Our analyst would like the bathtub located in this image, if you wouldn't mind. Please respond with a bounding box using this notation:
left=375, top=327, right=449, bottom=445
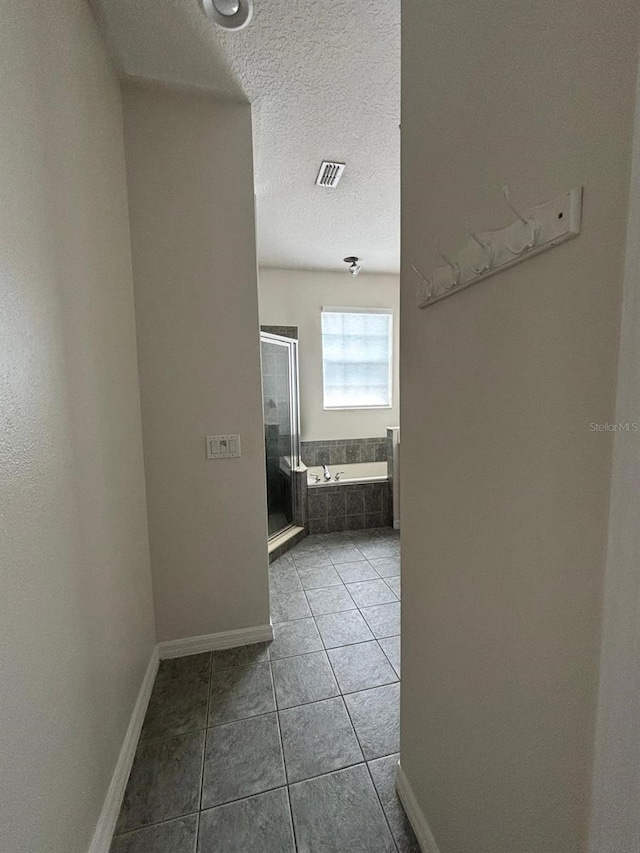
left=307, top=461, right=387, bottom=487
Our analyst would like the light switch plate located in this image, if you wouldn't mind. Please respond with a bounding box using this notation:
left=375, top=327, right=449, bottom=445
left=206, top=434, right=241, bottom=459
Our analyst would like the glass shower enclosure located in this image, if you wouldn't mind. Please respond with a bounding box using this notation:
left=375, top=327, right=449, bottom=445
left=260, top=332, right=300, bottom=539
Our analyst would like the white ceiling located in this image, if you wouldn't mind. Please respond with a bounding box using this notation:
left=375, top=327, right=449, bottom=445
left=93, top=0, right=400, bottom=274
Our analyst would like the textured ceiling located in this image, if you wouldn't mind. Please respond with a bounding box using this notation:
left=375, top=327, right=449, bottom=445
left=93, top=0, right=400, bottom=273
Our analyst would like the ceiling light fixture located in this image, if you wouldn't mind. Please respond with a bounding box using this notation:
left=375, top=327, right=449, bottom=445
left=344, top=256, right=361, bottom=277
left=199, top=0, right=253, bottom=30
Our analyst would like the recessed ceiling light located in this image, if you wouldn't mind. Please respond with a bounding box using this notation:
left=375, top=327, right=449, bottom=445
left=213, top=0, right=240, bottom=14
left=199, top=0, right=253, bottom=30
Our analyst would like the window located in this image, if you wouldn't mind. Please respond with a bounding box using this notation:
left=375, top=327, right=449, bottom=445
left=321, top=308, right=393, bottom=409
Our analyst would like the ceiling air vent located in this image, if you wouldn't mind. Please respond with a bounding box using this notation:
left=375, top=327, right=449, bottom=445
left=316, top=161, right=346, bottom=188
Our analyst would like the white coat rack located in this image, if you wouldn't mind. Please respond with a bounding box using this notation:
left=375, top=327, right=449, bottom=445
left=413, top=186, right=583, bottom=308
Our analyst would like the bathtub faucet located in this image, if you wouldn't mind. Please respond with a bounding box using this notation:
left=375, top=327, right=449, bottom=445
left=334, top=471, right=345, bottom=481
left=322, top=464, right=332, bottom=482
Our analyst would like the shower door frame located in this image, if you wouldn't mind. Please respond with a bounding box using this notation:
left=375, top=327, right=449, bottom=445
left=260, top=331, right=301, bottom=541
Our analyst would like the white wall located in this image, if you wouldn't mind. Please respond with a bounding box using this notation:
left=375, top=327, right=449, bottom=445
left=258, top=268, right=400, bottom=441
left=0, top=3, right=156, bottom=852
left=400, top=2, right=639, bottom=852
left=123, top=83, right=270, bottom=643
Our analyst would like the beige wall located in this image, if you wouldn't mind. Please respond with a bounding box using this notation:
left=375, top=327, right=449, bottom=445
left=589, top=57, right=640, bottom=853
left=0, top=2, right=156, bottom=852
left=258, top=268, right=400, bottom=441
left=123, top=84, right=270, bottom=642
left=400, top=2, right=639, bottom=852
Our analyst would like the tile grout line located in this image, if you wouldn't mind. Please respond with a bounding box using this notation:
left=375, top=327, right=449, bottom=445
left=324, top=587, right=399, bottom=696
left=345, top=565, right=401, bottom=852
left=136, top=725, right=208, bottom=749
left=112, top=810, right=200, bottom=839
left=308, top=561, right=401, bottom=749
left=325, top=640, right=399, bottom=694
left=364, top=756, right=402, bottom=853
left=377, top=637, right=401, bottom=679
left=306, top=607, right=371, bottom=785
left=270, top=602, right=400, bottom=628
left=320, top=625, right=364, bottom=744
left=325, top=623, right=401, bottom=853
left=271, top=661, right=300, bottom=852
left=194, top=782, right=293, bottom=814
left=194, top=652, right=214, bottom=847
left=288, top=755, right=371, bottom=788
left=338, top=591, right=401, bottom=853
left=260, top=678, right=404, bottom=714
left=192, top=812, right=200, bottom=853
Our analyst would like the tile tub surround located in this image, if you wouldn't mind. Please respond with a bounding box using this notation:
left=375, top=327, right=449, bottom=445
left=301, top=437, right=389, bottom=467
left=386, top=426, right=400, bottom=529
left=111, top=529, right=416, bottom=852
left=307, top=481, right=392, bottom=534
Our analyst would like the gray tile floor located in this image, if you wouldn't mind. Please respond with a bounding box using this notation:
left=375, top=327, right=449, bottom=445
left=111, top=528, right=419, bottom=852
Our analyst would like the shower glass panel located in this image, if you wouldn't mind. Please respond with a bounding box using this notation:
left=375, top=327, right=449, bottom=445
left=260, top=332, right=300, bottom=539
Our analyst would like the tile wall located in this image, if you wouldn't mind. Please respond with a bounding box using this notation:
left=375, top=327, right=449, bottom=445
left=301, top=437, right=388, bottom=467
left=261, top=325, right=298, bottom=340
left=307, top=482, right=392, bottom=534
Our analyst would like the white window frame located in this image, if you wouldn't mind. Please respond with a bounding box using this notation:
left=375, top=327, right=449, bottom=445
left=321, top=306, right=393, bottom=411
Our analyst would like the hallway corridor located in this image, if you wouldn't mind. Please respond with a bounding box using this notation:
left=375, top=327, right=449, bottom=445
left=110, top=528, right=417, bottom=852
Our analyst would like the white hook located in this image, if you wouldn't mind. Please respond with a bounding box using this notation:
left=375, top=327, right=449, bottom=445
left=502, top=185, right=540, bottom=252
left=410, top=262, right=427, bottom=281
left=435, top=242, right=460, bottom=274
left=466, top=219, right=494, bottom=272
left=502, top=184, right=528, bottom=225
left=411, top=262, right=435, bottom=304
left=466, top=219, right=491, bottom=251
left=434, top=242, right=460, bottom=289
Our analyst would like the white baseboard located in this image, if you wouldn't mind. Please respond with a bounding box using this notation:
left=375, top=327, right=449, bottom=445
left=393, top=519, right=401, bottom=530
left=157, top=623, right=274, bottom=659
left=88, top=647, right=159, bottom=853
left=396, top=760, right=441, bottom=853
